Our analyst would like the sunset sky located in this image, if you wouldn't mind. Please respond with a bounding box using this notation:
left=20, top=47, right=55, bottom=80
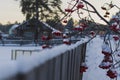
left=0, top=0, right=119, bottom=24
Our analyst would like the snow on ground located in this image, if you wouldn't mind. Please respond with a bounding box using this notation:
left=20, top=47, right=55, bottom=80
left=83, top=35, right=120, bottom=80
left=0, top=46, right=42, bottom=61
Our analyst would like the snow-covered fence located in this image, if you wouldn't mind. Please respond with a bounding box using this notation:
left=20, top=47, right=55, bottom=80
left=2, top=40, right=87, bottom=80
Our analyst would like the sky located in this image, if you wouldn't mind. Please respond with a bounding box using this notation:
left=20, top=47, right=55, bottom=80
left=0, top=0, right=24, bottom=24
left=0, top=0, right=119, bottom=24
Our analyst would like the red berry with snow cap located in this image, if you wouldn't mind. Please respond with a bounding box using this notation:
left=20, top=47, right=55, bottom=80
left=99, top=61, right=112, bottom=69
left=63, top=20, right=67, bottom=23
left=90, top=31, right=95, bottom=36
left=52, top=30, right=62, bottom=36
left=113, top=36, right=119, bottom=41
left=42, top=44, right=49, bottom=49
left=73, top=27, right=83, bottom=31
left=102, top=43, right=112, bottom=56
left=65, top=8, right=74, bottom=13
left=80, top=62, right=88, bottom=73
left=106, top=69, right=117, bottom=79
left=77, top=2, right=84, bottom=9
left=63, top=39, right=71, bottom=45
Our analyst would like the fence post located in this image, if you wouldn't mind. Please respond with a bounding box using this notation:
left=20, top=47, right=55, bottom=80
left=70, top=49, right=74, bottom=80
left=11, top=50, right=13, bottom=60
left=67, top=50, right=72, bottom=80
left=53, top=55, right=62, bottom=80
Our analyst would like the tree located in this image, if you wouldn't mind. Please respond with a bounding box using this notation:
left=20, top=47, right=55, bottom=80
left=0, top=23, right=2, bottom=26
left=17, top=0, right=65, bottom=21
left=61, top=0, right=120, bottom=79
left=65, top=18, right=74, bottom=30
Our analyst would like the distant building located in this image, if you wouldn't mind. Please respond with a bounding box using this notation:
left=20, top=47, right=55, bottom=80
left=10, top=18, right=60, bottom=40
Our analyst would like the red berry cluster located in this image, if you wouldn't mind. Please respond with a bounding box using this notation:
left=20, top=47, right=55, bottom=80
left=99, top=56, right=113, bottom=69
left=41, top=35, right=51, bottom=41
left=63, top=0, right=84, bottom=24
left=106, top=69, right=117, bottom=79
left=41, top=35, right=52, bottom=49
left=80, top=62, right=88, bottom=73
left=52, top=30, right=62, bottom=36
left=63, top=39, right=71, bottom=45
left=99, top=42, right=119, bottom=79
left=113, top=35, right=119, bottom=41
left=42, top=44, right=51, bottom=49
left=73, top=23, right=87, bottom=32
left=77, top=2, right=84, bottom=9
left=110, top=17, right=120, bottom=32
left=90, top=31, right=95, bottom=37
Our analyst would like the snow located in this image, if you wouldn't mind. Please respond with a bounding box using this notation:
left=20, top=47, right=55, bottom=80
left=82, top=36, right=109, bottom=80
left=0, top=35, right=120, bottom=79
left=0, top=37, right=88, bottom=79
left=0, top=46, right=42, bottom=61
left=0, top=61, right=18, bottom=79
left=0, top=46, right=42, bottom=79
left=9, top=24, right=19, bottom=34
left=83, top=36, right=120, bottom=80
left=41, top=21, right=61, bottom=32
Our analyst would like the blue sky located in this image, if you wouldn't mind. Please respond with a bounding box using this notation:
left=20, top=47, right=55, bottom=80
left=0, top=0, right=119, bottom=24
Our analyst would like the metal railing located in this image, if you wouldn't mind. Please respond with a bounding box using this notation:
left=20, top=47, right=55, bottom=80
left=0, top=39, right=80, bottom=46
left=5, top=43, right=87, bottom=80
left=11, top=49, right=41, bottom=60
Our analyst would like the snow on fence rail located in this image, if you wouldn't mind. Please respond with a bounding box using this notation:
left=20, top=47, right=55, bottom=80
left=1, top=39, right=87, bottom=80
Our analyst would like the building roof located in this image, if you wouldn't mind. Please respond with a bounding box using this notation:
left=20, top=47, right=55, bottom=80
left=15, top=18, right=57, bottom=31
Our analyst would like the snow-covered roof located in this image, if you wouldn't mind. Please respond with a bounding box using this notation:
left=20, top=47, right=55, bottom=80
left=41, top=21, right=62, bottom=33
left=9, top=24, right=19, bottom=34
left=10, top=24, right=19, bottom=29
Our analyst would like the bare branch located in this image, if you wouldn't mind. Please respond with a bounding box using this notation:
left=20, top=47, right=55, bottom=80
left=82, top=8, right=95, bottom=13
left=82, top=0, right=110, bottom=25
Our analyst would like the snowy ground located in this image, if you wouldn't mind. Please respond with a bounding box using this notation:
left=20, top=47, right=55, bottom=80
left=83, top=36, right=120, bottom=80
left=0, top=46, right=42, bottom=61
left=0, top=45, right=43, bottom=79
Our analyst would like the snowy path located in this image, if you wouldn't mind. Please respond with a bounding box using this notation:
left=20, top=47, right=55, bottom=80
left=83, top=36, right=110, bottom=80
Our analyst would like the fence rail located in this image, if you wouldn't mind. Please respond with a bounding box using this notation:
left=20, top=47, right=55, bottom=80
left=11, top=49, right=41, bottom=60
left=5, top=43, right=87, bottom=80
left=0, top=39, right=80, bottom=46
